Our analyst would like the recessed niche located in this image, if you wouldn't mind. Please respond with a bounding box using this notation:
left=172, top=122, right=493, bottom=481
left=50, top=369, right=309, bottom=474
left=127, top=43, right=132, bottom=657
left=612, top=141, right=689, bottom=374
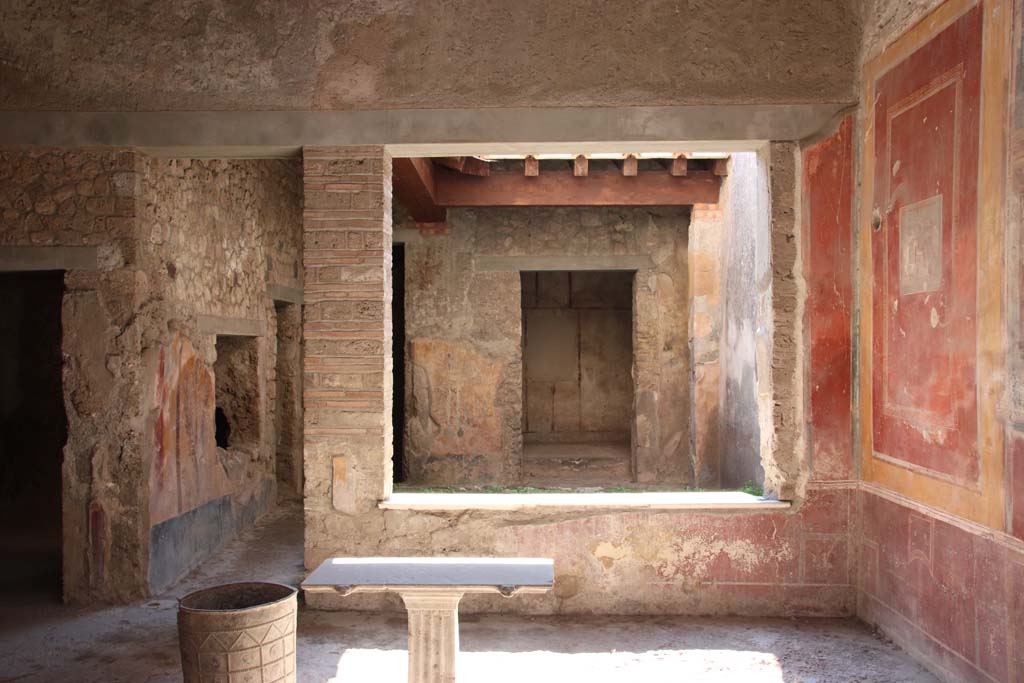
left=521, top=270, right=634, bottom=485
left=213, top=335, right=260, bottom=450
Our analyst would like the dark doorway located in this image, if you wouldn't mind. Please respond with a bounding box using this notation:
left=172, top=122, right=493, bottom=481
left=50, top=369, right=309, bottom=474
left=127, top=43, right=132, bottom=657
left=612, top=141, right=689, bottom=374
left=392, top=244, right=406, bottom=483
left=0, top=271, right=67, bottom=602
left=273, top=301, right=302, bottom=500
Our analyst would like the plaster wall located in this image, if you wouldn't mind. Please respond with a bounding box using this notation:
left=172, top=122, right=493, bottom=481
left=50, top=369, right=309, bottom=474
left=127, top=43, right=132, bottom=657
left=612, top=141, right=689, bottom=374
left=860, top=0, right=949, bottom=62
left=764, top=143, right=807, bottom=502
left=0, top=147, right=150, bottom=602
left=719, top=152, right=772, bottom=489
left=1006, top=0, right=1024, bottom=541
left=399, top=207, right=691, bottom=487
left=688, top=204, right=725, bottom=488
left=0, top=1, right=861, bottom=112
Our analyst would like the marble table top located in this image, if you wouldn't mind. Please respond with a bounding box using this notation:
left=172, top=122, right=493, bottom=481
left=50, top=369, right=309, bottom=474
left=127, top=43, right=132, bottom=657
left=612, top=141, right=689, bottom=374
left=301, top=557, right=554, bottom=596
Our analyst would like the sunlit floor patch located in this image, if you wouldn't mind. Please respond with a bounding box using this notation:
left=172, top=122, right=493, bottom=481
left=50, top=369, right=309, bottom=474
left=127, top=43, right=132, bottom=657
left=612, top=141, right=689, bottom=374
left=333, top=648, right=786, bottom=683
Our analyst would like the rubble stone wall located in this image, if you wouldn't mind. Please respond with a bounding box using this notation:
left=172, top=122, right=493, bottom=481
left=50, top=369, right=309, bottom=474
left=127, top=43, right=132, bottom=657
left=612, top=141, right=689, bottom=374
left=138, top=157, right=303, bottom=592
left=0, top=149, right=303, bottom=600
left=0, top=147, right=150, bottom=602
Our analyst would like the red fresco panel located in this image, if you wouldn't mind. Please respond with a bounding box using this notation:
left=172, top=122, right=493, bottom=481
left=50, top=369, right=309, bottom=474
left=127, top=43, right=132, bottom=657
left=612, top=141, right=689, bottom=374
left=803, top=115, right=854, bottom=481
left=860, top=490, right=1024, bottom=681
left=870, top=6, right=982, bottom=484
left=1012, top=432, right=1024, bottom=539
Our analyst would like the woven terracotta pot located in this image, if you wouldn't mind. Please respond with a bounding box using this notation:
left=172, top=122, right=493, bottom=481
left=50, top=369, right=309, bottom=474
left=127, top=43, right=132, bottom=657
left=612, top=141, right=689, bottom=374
left=178, top=582, right=298, bottom=682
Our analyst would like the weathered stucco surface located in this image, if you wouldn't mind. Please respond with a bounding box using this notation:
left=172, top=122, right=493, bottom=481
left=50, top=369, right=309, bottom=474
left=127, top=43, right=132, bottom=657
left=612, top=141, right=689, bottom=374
left=399, top=206, right=692, bottom=486
left=859, top=0, right=948, bottom=63
left=306, top=486, right=855, bottom=616
left=719, top=152, right=772, bottom=489
left=0, top=148, right=151, bottom=602
left=0, top=1, right=861, bottom=112
left=688, top=204, right=724, bottom=488
left=764, top=143, right=806, bottom=502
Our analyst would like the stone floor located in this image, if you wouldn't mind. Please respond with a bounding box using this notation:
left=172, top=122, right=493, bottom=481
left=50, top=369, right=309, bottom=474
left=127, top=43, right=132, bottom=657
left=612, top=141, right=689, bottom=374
left=0, top=505, right=940, bottom=683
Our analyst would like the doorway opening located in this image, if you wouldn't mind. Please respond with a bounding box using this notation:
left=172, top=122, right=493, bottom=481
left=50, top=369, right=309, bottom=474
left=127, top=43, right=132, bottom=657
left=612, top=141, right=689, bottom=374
left=273, top=302, right=302, bottom=500
left=521, top=270, right=633, bottom=485
left=0, top=271, right=67, bottom=602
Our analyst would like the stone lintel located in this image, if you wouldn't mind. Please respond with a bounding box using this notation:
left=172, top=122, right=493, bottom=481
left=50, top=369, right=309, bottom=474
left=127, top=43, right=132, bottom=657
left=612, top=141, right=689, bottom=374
left=197, top=314, right=264, bottom=337
left=0, top=245, right=99, bottom=271
left=267, top=282, right=303, bottom=305
left=0, top=104, right=849, bottom=156
left=474, top=254, right=654, bottom=272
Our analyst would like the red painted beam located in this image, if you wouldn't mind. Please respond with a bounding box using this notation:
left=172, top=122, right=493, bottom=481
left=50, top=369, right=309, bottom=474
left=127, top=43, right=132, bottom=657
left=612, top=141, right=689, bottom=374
left=432, top=168, right=720, bottom=207
left=393, top=157, right=446, bottom=224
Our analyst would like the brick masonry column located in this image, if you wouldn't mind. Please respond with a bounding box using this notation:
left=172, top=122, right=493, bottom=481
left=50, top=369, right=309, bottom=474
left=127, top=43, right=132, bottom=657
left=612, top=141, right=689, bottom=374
left=302, top=147, right=393, bottom=521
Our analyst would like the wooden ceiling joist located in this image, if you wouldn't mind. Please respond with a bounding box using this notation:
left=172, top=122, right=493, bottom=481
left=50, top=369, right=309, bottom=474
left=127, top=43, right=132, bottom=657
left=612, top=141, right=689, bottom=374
left=621, top=154, right=638, bottom=177
left=435, top=156, right=490, bottom=176
left=392, top=157, right=446, bottom=224
left=524, top=155, right=540, bottom=177
left=432, top=167, right=720, bottom=207
left=670, top=154, right=688, bottom=177
left=392, top=157, right=725, bottom=222
left=574, top=155, right=589, bottom=177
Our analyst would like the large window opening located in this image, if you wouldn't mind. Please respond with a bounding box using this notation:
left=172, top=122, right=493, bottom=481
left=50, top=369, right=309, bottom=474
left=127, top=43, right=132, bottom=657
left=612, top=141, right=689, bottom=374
left=0, top=271, right=67, bottom=602
left=521, top=271, right=633, bottom=486
left=389, top=150, right=776, bottom=498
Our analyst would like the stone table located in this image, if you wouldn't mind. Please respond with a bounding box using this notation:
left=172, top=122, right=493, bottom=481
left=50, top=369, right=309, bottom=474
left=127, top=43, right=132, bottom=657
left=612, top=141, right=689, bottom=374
left=301, top=557, right=554, bottom=683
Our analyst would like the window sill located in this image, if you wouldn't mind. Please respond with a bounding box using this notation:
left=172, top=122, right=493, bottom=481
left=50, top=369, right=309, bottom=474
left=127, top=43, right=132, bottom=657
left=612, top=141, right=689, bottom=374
left=379, top=491, right=790, bottom=512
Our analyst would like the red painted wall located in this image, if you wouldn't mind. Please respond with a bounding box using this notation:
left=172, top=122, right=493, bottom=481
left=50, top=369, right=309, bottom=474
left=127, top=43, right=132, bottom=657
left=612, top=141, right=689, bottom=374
left=803, top=115, right=854, bottom=482
left=854, top=2, right=1024, bottom=681
left=859, top=490, right=1024, bottom=681
left=869, top=6, right=982, bottom=485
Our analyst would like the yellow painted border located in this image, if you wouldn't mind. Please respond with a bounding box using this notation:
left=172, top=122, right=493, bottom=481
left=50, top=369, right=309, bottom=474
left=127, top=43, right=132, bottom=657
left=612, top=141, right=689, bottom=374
left=858, top=0, right=1010, bottom=529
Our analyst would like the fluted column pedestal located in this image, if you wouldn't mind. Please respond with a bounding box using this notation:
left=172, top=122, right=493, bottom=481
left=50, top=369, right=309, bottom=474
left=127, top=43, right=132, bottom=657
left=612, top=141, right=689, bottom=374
left=400, top=591, right=464, bottom=683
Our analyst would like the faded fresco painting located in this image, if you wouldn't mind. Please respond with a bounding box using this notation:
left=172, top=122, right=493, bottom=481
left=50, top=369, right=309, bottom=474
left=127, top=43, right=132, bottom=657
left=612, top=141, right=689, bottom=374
left=870, top=6, right=982, bottom=485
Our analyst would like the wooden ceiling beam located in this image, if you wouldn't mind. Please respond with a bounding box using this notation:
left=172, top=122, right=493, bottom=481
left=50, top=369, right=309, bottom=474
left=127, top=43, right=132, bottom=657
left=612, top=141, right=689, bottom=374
left=435, top=156, right=491, bottom=176
left=392, top=157, right=447, bottom=224
left=432, top=167, right=720, bottom=207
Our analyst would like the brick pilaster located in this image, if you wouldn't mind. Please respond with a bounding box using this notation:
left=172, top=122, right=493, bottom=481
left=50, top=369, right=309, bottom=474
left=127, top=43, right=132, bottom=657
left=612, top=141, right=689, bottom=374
left=302, top=147, right=393, bottom=516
